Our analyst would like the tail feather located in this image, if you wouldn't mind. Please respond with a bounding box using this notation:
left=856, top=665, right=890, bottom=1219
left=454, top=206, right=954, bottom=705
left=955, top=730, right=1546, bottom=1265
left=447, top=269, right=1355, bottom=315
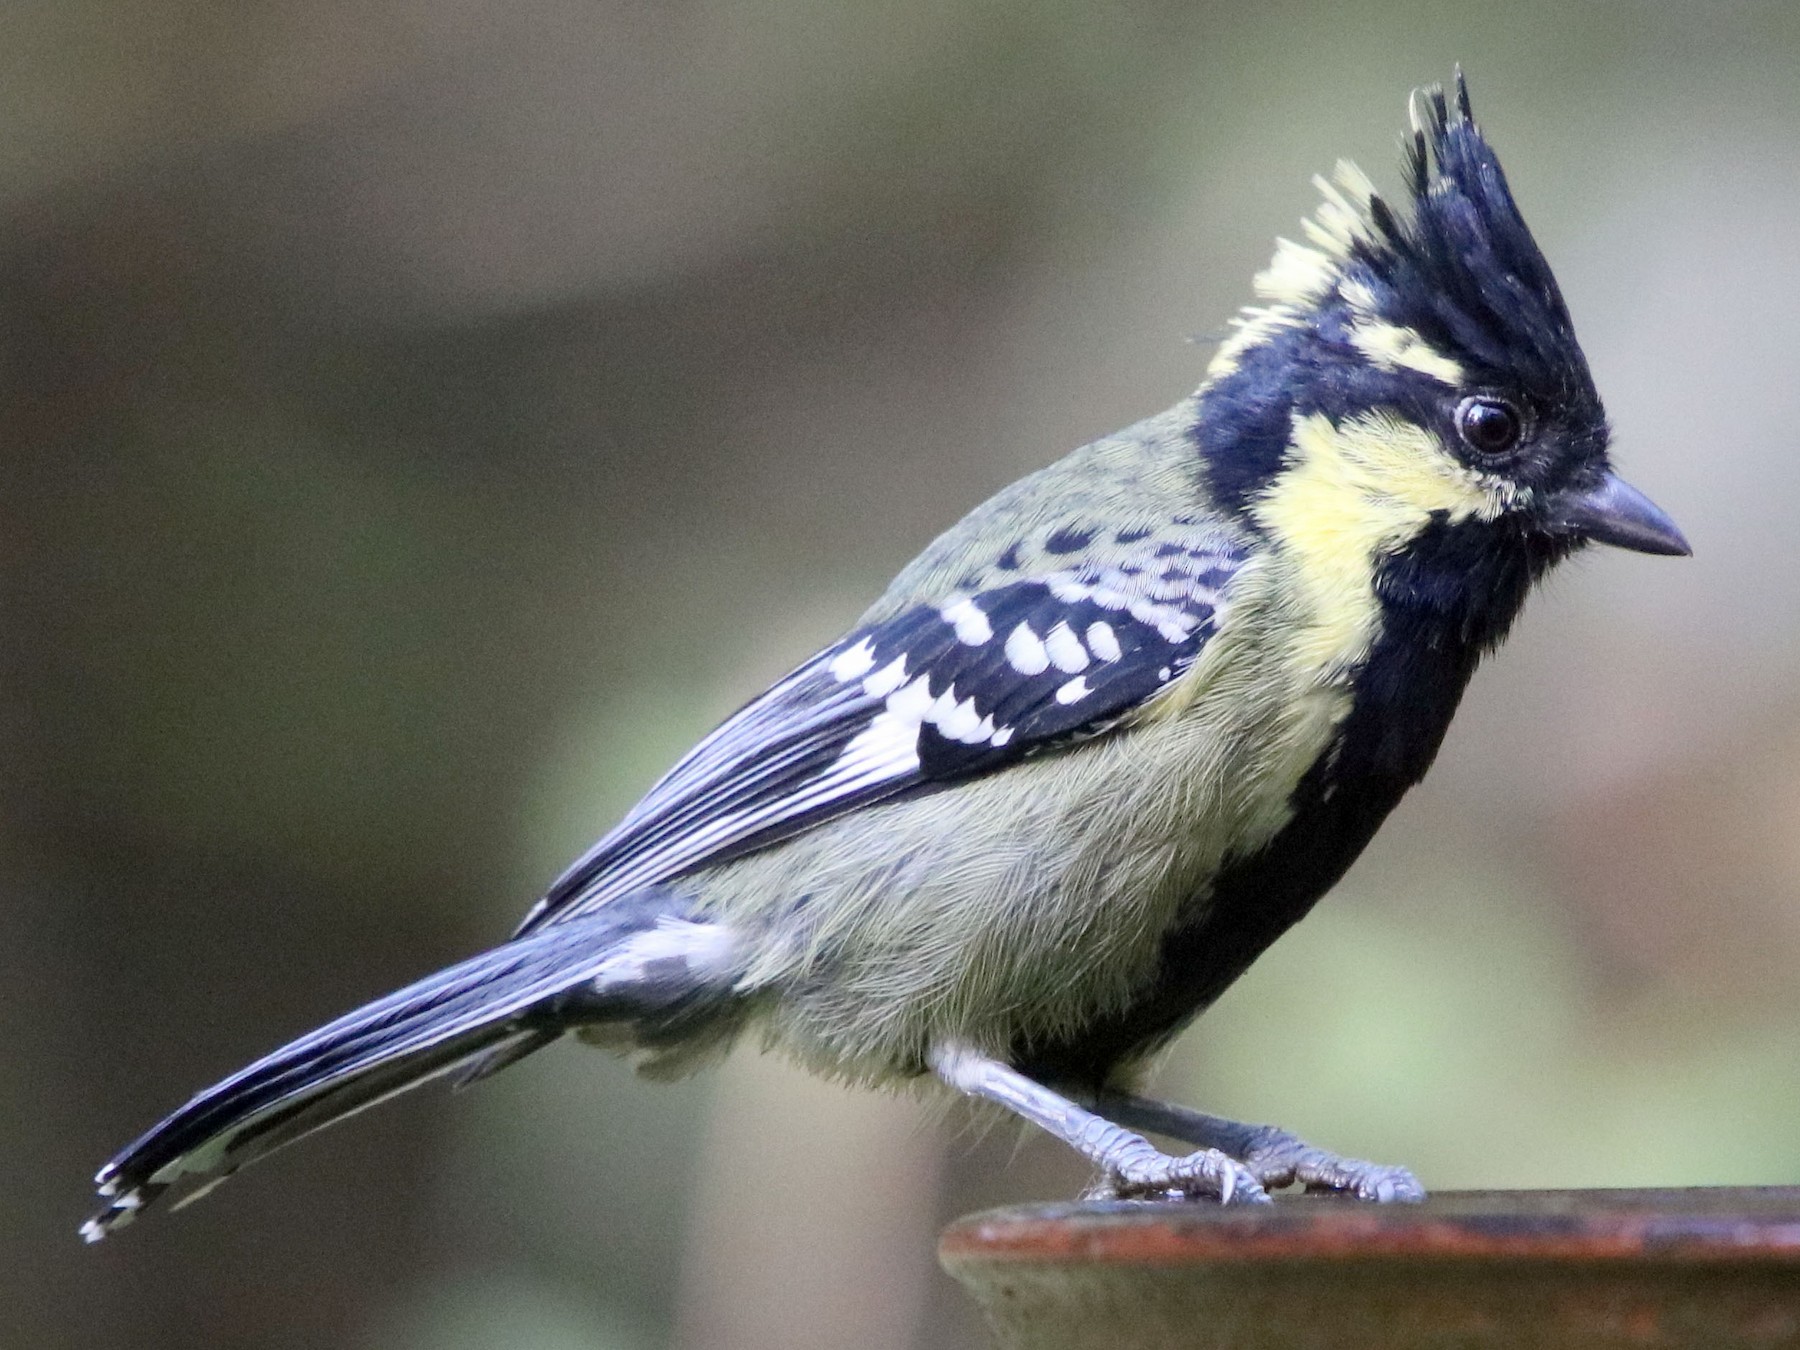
left=84, top=906, right=736, bottom=1241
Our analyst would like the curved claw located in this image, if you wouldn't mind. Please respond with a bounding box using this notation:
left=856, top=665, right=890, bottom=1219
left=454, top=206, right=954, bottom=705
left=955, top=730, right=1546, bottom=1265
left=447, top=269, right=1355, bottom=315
left=1088, top=1093, right=1426, bottom=1205
left=1100, top=1147, right=1273, bottom=1205
left=1246, top=1137, right=1425, bottom=1203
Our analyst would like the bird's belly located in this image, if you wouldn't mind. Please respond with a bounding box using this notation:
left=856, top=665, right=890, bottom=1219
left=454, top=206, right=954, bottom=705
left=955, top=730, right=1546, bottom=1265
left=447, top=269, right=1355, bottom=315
left=1009, top=753, right=1413, bottom=1086
left=1010, top=598, right=1496, bottom=1084
left=695, top=641, right=1353, bottom=1085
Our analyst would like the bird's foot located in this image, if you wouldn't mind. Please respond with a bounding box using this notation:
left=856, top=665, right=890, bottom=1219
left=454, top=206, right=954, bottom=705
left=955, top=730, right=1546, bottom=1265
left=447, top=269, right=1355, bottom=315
left=1086, top=1146, right=1272, bottom=1205
left=1240, top=1125, right=1424, bottom=1202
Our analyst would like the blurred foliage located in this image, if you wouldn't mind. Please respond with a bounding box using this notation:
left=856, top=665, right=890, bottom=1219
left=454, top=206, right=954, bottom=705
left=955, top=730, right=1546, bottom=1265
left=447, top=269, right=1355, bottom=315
left=7, top=2, right=1800, bottom=1348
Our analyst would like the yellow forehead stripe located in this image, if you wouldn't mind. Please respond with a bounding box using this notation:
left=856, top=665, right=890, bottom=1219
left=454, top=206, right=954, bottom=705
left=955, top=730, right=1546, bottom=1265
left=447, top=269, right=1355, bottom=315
left=1337, top=273, right=1466, bottom=385
left=1250, top=410, right=1511, bottom=676
left=1348, top=319, right=1465, bottom=385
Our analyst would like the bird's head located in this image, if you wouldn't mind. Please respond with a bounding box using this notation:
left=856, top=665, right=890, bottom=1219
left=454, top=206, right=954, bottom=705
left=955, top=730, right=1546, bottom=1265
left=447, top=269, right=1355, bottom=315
left=1197, top=72, right=1689, bottom=580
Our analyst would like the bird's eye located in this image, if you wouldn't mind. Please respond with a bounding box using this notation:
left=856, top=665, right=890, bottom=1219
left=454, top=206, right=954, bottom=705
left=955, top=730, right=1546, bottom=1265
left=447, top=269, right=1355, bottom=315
left=1455, top=396, right=1524, bottom=458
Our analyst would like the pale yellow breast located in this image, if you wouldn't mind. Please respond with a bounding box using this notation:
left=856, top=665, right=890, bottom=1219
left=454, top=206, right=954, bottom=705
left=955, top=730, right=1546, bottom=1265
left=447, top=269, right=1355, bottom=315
left=1249, top=409, right=1512, bottom=681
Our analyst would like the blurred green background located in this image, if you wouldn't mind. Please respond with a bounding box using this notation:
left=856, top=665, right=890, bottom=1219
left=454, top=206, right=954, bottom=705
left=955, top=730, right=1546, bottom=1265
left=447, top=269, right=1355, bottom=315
left=7, top=1, right=1800, bottom=1346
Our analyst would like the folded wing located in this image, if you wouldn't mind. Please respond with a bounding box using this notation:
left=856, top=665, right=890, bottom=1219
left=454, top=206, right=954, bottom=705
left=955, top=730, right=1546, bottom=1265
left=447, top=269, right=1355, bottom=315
left=520, top=537, right=1244, bottom=933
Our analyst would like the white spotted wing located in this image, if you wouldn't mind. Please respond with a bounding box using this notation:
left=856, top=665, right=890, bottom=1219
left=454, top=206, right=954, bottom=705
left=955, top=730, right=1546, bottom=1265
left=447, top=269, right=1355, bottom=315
left=517, top=541, right=1243, bottom=933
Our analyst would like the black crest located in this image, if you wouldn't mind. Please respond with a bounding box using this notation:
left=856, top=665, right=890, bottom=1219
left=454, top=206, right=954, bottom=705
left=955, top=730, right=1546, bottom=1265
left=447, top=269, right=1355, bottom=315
left=1195, top=71, right=1608, bottom=519
left=1352, top=70, right=1592, bottom=401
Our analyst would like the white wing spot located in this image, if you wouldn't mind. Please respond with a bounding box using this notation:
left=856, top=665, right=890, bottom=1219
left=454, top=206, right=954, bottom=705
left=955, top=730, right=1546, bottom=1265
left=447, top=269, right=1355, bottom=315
left=828, top=637, right=876, bottom=683
left=936, top=694, right=986, bottom=743
left=1054, top=676, right=1092, bottom=705
left=1004, top=622, right=1049, bottom=675
left=941, top=595, right=993, bottom=645
left=832, top=709, right=923, bottom=778
left=990, top=725, right=1014, bottom=747
left=1086, top=621, right=1122, bottom=662
left=926, top=686, right=960, bottom=726
left=886, top=674, right=935, bottom=722
left=1044, top=622, right=1089, bottom=673
left=593, top=919, right=737, bottom=989
left=863, top=655, right=909, bottom=699
left=1127, top=598, right=1195, bottom=644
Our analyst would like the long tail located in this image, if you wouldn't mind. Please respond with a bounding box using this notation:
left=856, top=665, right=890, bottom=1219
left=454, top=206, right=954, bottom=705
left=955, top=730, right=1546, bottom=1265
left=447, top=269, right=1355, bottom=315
left=83, top=903, right=737, bottom=1241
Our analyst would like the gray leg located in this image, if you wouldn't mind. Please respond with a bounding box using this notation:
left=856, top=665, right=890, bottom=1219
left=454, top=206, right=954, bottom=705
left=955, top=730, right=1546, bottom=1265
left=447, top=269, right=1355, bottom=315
left=929, top=1044, right=1270, bottom=1204
left=1097, top=1092, right=1425, bottom=1203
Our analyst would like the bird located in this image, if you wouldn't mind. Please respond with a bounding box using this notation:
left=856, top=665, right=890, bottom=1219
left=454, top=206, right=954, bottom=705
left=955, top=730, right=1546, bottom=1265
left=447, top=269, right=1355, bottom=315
left=83, top=72, right=1690, bottom=1242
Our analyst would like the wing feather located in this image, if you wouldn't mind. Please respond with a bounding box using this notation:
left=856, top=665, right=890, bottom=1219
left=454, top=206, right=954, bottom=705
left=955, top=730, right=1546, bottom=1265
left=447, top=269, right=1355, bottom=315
left=518, top=538, right=1242, bottom=934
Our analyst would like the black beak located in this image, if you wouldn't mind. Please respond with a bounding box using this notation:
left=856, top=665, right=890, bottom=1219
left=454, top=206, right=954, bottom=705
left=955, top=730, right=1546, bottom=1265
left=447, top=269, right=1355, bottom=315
left=1542, top=471, right=1691, bottom=557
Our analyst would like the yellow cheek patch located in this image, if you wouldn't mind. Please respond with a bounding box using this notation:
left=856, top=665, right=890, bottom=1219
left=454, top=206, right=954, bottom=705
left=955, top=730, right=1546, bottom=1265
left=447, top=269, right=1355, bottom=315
left=1251, top=411, right=1510, bottom=676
